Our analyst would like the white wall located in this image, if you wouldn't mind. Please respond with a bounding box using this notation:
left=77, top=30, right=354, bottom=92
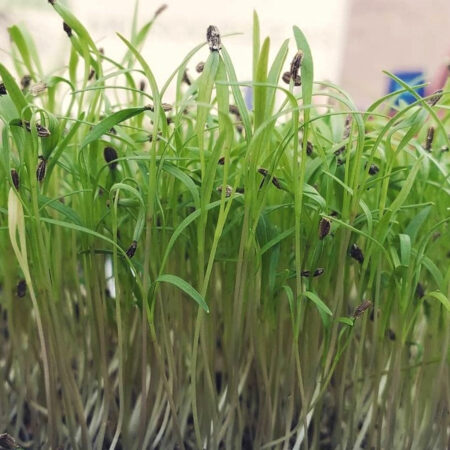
left=0, top=0, right=350, bottom=100
left=341, top=0, right=450, bottom=107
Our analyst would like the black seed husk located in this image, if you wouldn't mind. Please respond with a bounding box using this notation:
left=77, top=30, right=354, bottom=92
left=432, top=231, right=441, bottom=241
left=36, top=123, right=50, bottom=137
left=305, top=140, right=313, bottom=156
left=282, top=72, right=301, bottom=86
left=289, top=50, right=303, bottom=79
left=387, top=329, right=396, bottom=341
left=182, top=69, right=191, bottom=86
left=353, top=300, right=372, bottom=318
left=0, top=433, right=18, bottom=449
left=104, top=147, right=118, bottom=169
left=126, top=241, right=137, bottom=258
left=313, top=268, right=325, bottom=277
left=368, top=164, right=379, bottom=175
left=343, top=115, right=352, bottom=139
left=63, top=21, right=72, bottom=37
left=302, top=268, right=325, bottom=277
left=318, top=217, right=331, bottom=240
left=17, top=280, right=26, bottom=297
left=349, top=243, right=364, bottom=264
left=271, top=177, right=282, bottom=189
left=148, top=132, right=162, bottom=142
left=21, top=75, right=31, bottom=90
left=0, top=83, right=7, bottom=96
left=22, top=121, right=51, bottom=137
left=229, top=105, right=240, bottom=117
left=416, top=283, right=425, bottom=299
left=10, top=169, right=19, bottom=190
left=217, top=185, right=233, bottom=197
left=154, top=4, right=168, bottom=17
left=146, top=103, right=173, bottom=112
left=425, top=126, right=434, bottom=152
left=139, top=80, right=146, bottom=91
left=196, top=62, right=205, bottom=73
left=427, top=89, right=443, bottom=107
left=36, top=157, right=47, bottom=182
left=207, top=25, right=221, bottom=52
left=29, top=81, right=47, bottom=96
left=257, top=167, right=282, bottom=189
left=258, top=168, right=268, bottom=177
left=218, top=156, right=225, bottom=165
left=282, top=71, right=291, bottom=84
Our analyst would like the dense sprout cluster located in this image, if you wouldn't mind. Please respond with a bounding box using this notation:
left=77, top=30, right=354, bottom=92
left=0, top=3, right=449, bottom=449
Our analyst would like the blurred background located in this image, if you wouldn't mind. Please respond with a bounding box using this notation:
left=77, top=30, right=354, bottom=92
left=0, top=0, right=449, bottom=107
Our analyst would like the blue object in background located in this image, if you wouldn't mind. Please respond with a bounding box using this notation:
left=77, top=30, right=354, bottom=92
left=387, top=71, right=425, bottom=105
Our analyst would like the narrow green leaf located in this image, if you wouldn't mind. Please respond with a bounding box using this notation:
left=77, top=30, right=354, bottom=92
left=38, top=195, right=83, bottom=226
left=359, top=199, right=373, bottom=235
left=421, top=256, right=444, bottom=291
left=282, top=284, right=295, bottom=318
left=162, top=163, right=200, bottom=206
left=252, top=10, right=260, bottom=81
left=216, top=56, right=230, bottom=134
left=39, top=217, right=126, bottom=256
left=389, top=246, right=401, bottom=269
left=68, top=46, right=79, bottom=86
left=8, top=25, right=35, bottom=78
left=156, top=274, right=209, bottom=313
left=375, top=158, right=422, bottom=244
left=0, top=63, right=29, bottom=119
left=399, top=233, right=411, bottom=267
left=304, top=291, right=332, bottom=329
left=304, top=291, right=332, bottom=316
left=254, top=37, right=270, bottom=129
left=260, top=227, right=294, bottom=256
left=110, top=183, right=144, bottom=207
left=159, top=199, right=226, bottom=274
left=116, top=33, right=166, bottom=139
left=405, top=205, right=432, bottom=243
left=81, top=106, right=148, bottom=148
left=47, top=112, right=85, bottom=176
left=196, top=50, right=219, bottom=176
left=292, top=26, right=314, bottom=107
left=221, top=46, right=252, bottom=140
left=51, top=2, right=98, bottom=52
left=265, top=39, right=289, bottom=117
left=338, top=317, right=354, bottom=327
left=40, top=111, right=60, bottom=159
left=424, top=291, right=450, bottom=312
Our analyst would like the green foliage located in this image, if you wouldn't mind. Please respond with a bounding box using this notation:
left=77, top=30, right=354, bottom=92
left=0, top=6, right=449, bottom=450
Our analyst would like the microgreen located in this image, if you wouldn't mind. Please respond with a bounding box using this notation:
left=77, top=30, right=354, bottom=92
left=0, top=4, right=449, bottom=449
